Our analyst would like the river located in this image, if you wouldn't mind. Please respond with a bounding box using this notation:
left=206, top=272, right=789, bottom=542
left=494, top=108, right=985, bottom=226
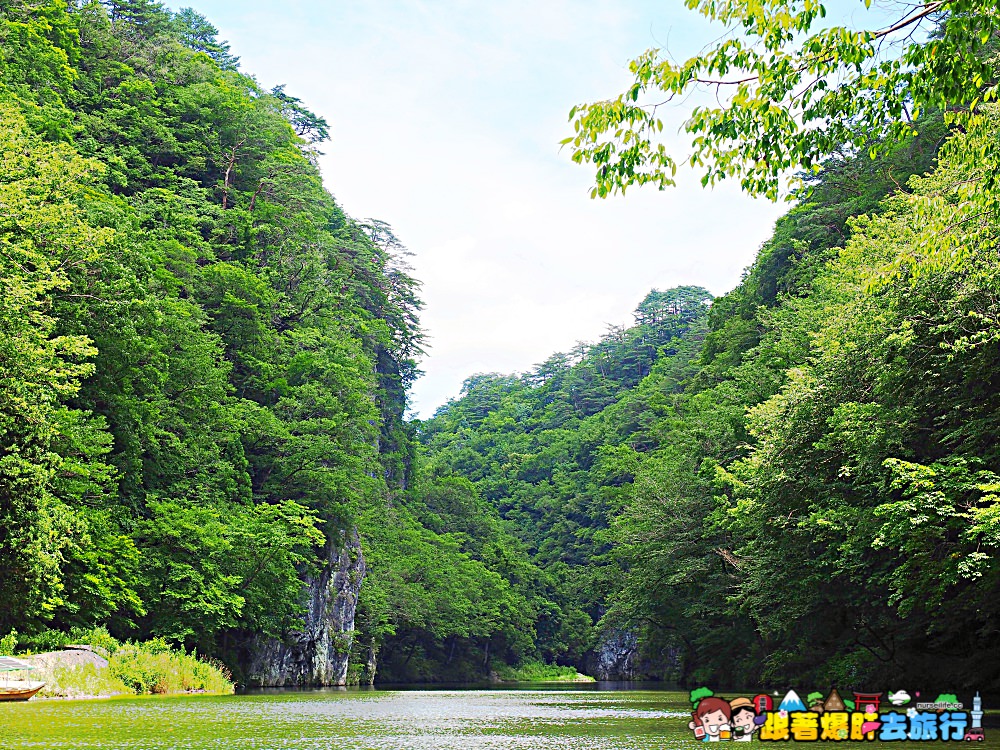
left=1, top=685, right=692, bottom=749
left=3, top=686, right=997, bottom=750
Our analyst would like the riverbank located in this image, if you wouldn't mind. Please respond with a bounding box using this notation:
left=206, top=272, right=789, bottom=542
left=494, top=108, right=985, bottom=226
left=490, top=661, right=595, bottom=683
left=29, top=647, right=232, bottom=700
left=4, top=630, right=233, bottom=700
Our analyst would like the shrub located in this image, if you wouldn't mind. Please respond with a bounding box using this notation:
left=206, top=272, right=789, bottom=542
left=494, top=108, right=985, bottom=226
left=16, top=629, right=72, bottom=654
left=21, top=634, right=233, bottom=698
left=108, top=644, right=232, bottom=695
left=0, top=630, right=16, bottom=656
left=68, top=626, right=121, bottom=656
left=38, top=664, right=132, bottom=699
left=492, top=661, right=592, bottom=682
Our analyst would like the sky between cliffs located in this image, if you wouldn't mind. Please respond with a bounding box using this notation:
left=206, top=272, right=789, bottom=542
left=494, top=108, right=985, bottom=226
left=167, top=0, right=880, bottom=417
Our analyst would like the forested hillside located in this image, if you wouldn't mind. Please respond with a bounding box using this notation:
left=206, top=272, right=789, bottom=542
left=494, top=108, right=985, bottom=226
left=373, top=286, right=712, bottom=681
left=2, top=0, right=677, bottom=686
left=0, top=0, right=423, bottom=674
left=416, top=110, right=1000, bottom=690
left=410, top=13, right=1000, bottom=686
left=409, top=108, right=1000, bottom=690
left=554, top=0, right=1000, bottom=691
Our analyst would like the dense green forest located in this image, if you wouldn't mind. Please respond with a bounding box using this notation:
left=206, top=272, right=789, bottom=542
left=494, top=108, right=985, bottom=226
left=0, top=0, right=424, bottom=673
left=371, top=285, right=714, bottom=681
left=408, top=109, right=1000, bottom=689
left=2, top=0, right=999, bottom=692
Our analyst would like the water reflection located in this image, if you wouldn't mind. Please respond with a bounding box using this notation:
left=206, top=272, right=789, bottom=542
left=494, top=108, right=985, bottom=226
left=0, top=687, right=692, bottom=750
left=3, top=688, right=998, bottom=750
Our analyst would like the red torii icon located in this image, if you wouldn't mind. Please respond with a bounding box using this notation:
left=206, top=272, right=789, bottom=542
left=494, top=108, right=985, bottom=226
left=853, top=692, right=884, bottom=712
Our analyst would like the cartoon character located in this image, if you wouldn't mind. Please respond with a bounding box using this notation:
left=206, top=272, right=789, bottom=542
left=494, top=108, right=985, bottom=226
left=730, top=697, right=765, bottom=741
left=689, top=695, right=733, bottom=742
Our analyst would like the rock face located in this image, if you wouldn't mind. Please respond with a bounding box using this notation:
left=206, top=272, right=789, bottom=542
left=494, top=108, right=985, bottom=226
left=246, top=529, right=366, bottom=687
left=23, top=645, right=109, bottom=671
left=586, top=630, right=644, bottom=681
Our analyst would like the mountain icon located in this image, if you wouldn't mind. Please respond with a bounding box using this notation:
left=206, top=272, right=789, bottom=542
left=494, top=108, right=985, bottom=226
left=779, top=690, right=807, bottom=713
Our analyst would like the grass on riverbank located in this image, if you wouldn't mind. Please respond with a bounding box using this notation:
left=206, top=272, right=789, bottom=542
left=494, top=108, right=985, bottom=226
left=4, top=628, right=233, bottom=699
left=492, top=661, right=595, bottom=683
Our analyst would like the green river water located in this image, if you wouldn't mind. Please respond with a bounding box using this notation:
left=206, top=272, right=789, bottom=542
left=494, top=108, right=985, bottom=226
left=1, top=687, right=997, bottom=750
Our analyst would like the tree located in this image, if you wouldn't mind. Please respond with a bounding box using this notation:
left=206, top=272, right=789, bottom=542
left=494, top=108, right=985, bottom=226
left=721, top=113, right=1000, bottom=685
left=563, top=0, right=998, bottom=199
left=134, top=499, right=322, bottom=648
left=270, top=85, right=329, bottom=144
left=173, top=7, right=239, bottom=70
left=102, top=0, right=173, bottom=37
left=0, top=0, right=79, bottom=138
left=0, top=102, right=121, bottom=631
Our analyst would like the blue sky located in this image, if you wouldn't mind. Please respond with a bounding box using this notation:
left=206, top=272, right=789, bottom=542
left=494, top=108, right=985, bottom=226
left=175, top=0, right=877, bottom=417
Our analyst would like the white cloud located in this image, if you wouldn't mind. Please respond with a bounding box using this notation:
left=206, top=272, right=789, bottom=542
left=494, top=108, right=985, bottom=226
left=179, top=0, right=790, bottom=416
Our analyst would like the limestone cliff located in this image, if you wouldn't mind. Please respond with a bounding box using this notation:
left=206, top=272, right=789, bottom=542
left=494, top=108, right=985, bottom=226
left=245, top=528, right=365, bottom=687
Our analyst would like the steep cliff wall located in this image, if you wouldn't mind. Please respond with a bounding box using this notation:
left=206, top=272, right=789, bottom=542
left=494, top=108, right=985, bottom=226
left=586, top=630, right=639, bottom=680
left=246, top=529, right=366, bottom=686
left=586, top=629, right=681, bottom=681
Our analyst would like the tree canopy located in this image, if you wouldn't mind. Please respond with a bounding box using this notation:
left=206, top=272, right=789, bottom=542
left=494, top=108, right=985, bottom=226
left=0, top=0, right=419, bottom=663
left=563, top=0, right=998, bottom=199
